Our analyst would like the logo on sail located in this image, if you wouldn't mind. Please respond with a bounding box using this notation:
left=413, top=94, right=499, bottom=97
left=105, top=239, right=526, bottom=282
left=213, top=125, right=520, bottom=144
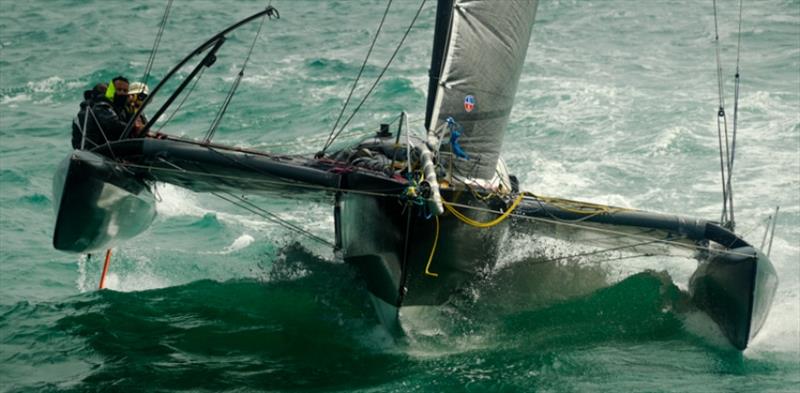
left=464, top=95, right=475, bottom=112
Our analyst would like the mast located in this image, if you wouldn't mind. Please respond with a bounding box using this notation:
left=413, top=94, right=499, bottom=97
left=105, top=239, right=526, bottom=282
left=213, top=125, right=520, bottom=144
left=425, top=0, right=539, bottom=180
left=424, top=0, right=455, bottom=131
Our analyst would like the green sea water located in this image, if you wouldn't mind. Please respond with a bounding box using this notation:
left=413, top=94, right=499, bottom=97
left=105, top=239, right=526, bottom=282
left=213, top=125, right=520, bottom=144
left=1, top=0, right=799, bottom=391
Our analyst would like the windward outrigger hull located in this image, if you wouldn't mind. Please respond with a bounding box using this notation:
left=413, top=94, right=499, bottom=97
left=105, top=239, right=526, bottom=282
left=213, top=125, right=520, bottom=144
left=52, top=150, right=156, bottom=253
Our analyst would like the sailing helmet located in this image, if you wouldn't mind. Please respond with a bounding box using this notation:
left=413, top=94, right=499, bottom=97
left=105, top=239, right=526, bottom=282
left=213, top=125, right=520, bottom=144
left=129, top=82, right=150, bottom=96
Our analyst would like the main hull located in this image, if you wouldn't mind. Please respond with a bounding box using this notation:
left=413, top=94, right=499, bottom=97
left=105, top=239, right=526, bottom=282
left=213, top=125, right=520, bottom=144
left=338, top=189, right=509, bottom=310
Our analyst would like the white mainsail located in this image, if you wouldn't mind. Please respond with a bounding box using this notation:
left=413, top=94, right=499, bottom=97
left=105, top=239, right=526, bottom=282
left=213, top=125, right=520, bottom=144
left=426, top=0, right=539, bottom=180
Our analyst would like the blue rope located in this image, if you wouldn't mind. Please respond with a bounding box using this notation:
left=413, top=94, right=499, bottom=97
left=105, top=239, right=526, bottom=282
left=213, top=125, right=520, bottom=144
left=446, top=117, right=469, bottom=160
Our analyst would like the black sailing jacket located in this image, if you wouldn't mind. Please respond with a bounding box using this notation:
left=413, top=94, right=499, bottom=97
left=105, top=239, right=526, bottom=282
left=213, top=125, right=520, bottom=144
left=71, top=94, right=129, bottom=150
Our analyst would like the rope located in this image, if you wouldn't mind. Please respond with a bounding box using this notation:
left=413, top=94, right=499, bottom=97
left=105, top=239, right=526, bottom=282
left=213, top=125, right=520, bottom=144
left=143, top=0, right=173, bottom=86
left=320, top=0, right=427, bottom=154
left=443, top=193, right=525, bottom=228
left=523, top=196, right=617, bottom=226
left=322, top=0, right=393, bottom=153
left=424, top=215, right=440, bottom=277
left=529, top=194, right=627, bottom=215
left=445, top=199, right=753, bottom=258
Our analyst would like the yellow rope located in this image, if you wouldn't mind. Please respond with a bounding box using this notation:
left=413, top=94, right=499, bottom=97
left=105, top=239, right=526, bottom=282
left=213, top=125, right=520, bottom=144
left=424, top=215, right=440, bottom=277
left=532, top=194, right=629, bottom=215
left=443, top=192, right=526, bottom=228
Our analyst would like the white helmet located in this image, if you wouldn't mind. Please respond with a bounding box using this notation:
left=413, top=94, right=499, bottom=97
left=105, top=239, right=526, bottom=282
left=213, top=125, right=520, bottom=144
left=129, top=82, right=150, bottom=96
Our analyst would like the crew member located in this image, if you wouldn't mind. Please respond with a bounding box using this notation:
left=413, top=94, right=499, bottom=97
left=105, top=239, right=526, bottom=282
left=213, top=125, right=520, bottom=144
left=85, top=75, right=143, bottom=147
left=127, top=82, right=149, bottom=138
left=71, top=83, right=106, bottom=149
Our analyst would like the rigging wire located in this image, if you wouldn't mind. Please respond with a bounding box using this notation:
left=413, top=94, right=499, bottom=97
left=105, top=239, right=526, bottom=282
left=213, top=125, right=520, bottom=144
left=522, top=239, right=663, bottom=266
left=114, top=159, right=755, bottom=259
left=204, top=9, right=273, bottom=143
left=204, top=74, right=244, bottom=142
left=213, top=192, right=335, bottom=247
left=322, top=0, right=394, bottom=154
left=86, top=107, right=118, bottom=160
left=143, top=0, right=174, bottom=86
left=725, top=0, right=745, bottom=229
left=760, top=210, right=774, bottom=250
left=320, top=0, right=427, bottom=155
left=713, top=0, right=743, bottom=230
left=153, top=156, right=334, bottom=247
left=712, top=0, right=730, bottom=228
left=156, top=67, right=206, bottom=134
left=766, top=206, right=779, bottom=257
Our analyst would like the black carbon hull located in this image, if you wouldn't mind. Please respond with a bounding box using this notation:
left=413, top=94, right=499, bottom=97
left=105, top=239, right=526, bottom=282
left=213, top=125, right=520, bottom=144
left=338, top=189, right=509, bottom=308
left=51, top=139, right=778, bottom=350
left=52, top=150, right=156, bottom=253
left=514, top=196, right=779, bottom=350
left=689, top=246, right=778, bottom=350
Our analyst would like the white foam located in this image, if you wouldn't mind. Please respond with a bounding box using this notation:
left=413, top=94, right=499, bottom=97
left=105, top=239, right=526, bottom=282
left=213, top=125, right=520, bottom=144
left=649, top=125, right=692, bottom=156
left=154, top=183, right=209, bottom=218
left=518, top=157, right=592, bottom=197
left=153, top=180, right=337, bottom=261
left=75, top=254, right=90, bottom=293
left=746, top=286, right=800, bottom=356
left=100, top=271, right=170, bottom=293
left=26, top=76, right=65, bottom=93
left=681, top=310, right=733, bottom=350
left=75, top=253, right=171, bottom=293
left=1, top=93, right=31, bottom=105
left=399, top=305, right=493, bottom=359
left=222, top=234, right=255, bottom=253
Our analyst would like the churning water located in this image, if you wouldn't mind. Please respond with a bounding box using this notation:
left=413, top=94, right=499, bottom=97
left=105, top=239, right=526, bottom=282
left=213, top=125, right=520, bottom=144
left=1, top=1, right=798, bottom=391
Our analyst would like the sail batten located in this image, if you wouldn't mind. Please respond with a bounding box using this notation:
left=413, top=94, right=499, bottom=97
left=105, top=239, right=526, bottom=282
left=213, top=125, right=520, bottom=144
left=426, top=0, right=538, bottom=180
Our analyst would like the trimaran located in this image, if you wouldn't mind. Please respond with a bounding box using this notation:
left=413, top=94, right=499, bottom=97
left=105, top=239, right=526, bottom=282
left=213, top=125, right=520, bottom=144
left=54, top=0, right=778, bottom=350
